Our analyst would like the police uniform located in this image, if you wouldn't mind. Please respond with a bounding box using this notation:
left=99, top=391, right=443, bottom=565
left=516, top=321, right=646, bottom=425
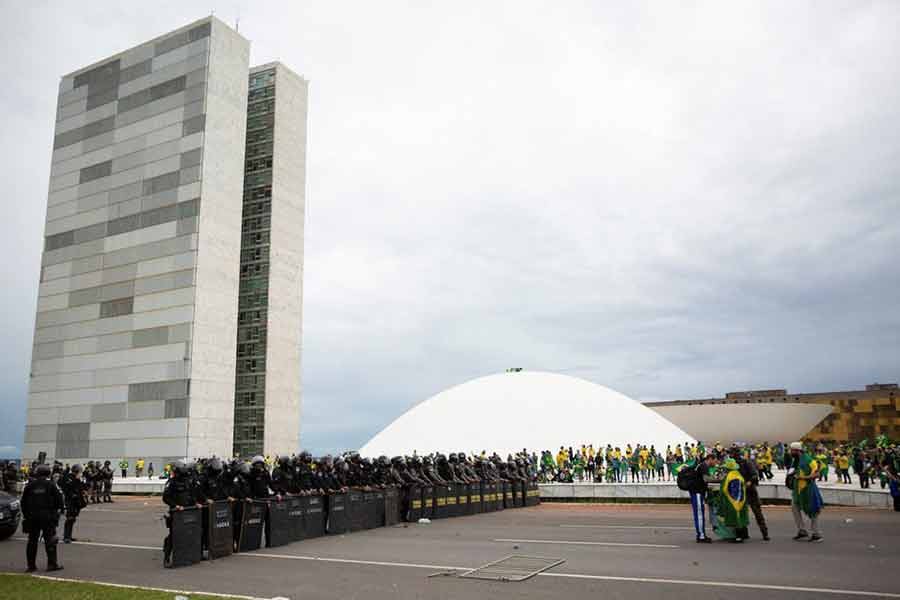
left=60, top=466, right=87, bottom=543
left=162, top=462, right=204, bottom=567
left=21, top=465, right=65, bottom=571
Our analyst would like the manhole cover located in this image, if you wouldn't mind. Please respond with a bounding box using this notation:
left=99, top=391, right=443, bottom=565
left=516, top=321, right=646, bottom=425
left=458, top=555, right=565, bottom=582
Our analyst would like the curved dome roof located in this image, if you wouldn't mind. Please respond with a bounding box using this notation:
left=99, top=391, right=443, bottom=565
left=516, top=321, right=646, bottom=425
left=360, top=371, right=694, bottom=457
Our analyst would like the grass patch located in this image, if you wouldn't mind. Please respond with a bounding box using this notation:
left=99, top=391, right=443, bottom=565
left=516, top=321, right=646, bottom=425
left=0, top=573, right=249, bottom=600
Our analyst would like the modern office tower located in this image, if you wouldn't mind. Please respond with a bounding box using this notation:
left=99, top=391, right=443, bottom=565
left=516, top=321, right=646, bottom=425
left=24, top=17, right=251, bottom=467
left=233, top=64, right=307, bottom=458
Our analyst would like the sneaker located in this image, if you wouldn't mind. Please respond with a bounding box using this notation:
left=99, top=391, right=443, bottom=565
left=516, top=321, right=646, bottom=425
left=762, top=534, right=770, bottom=541
left=25, top=566, right=36, bottom=573
left=729, top=538, right=744, bottom=543
left=696, top=537, right=712, bottom=544
left=46, top=565, right=64, bottom=572
left=809, top=535, right=823, bottom=543
left=792, top=531, right=808, bottom=540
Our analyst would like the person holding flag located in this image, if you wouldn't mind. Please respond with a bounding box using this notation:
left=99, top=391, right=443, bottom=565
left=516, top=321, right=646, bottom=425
left=709, top=457, right=750, bottom=542
left=788, top=442, right=824, bottom=542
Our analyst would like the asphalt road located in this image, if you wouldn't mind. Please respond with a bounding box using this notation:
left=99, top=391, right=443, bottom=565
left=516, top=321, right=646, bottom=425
left=1, top=498, right=898, bottom=600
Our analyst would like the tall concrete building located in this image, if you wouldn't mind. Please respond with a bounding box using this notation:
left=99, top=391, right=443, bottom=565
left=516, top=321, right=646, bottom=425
left=233, top=64, right=307, bottom=457
left=24, top=17, right=306, bottom=467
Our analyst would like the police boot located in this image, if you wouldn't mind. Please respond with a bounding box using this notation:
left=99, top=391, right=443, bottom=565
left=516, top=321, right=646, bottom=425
left=46, top=545, right=63, bottom=572
left=63, top=518, right=78, bottom=542
left=163, top=536, right=173, bottom=568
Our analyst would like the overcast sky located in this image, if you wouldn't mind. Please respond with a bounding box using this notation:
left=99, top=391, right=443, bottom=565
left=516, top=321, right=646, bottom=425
left=1, top=1, right=898, bottom=456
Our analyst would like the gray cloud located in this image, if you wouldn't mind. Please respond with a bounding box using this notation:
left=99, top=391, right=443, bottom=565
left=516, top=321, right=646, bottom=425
left=1, top=2, right=898, bottom=456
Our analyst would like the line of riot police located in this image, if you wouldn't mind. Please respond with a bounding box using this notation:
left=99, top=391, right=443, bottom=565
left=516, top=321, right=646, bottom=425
left=162, top=451, right=540, bottom=568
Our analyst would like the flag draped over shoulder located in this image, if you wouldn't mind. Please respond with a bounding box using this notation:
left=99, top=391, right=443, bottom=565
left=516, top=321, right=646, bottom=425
left=716, top=460, right=749, bottom=529
left=793, top=453, right=824, bottom=517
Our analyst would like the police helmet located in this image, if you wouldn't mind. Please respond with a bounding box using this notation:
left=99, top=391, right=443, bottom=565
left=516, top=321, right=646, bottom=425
left=35, top=464, right=52, bottom=477
left=71, top=464, right=83, bottom=475
left=208, top=458, right=223, bottom=473
left=173, top=460, right=189, bottom=476
left=238, top=462, right=251, bottom=476
left=251, top=455, right=265, bottom=466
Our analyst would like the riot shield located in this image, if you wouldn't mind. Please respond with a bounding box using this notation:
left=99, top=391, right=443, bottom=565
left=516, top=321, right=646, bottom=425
left=286, top=496, right=305, bottom=542
left=405, top=485, right=422, bottom=522
left=433, top=485, right=447, bottom=519
left=170, top=507, right=202, bottom=567
left=469, top=482, right=482, bottom=515
left=326, top=493, right=349, bottom=534
left=304, top=495, right=326, bottom=538
left=238, top=500, right=266, bottom=553
left=481, top=482, right=493, bottom=513
left=384, top=488, right=400, bottom=526
left=444, top=484, right=458, bottom=518
left=456, top=483, right=468, bottom=516
left=367, top=491, right=383, bottom=529
left=420, top=485, right=434, bottom=519
left=499, top=480, right=510, bottom=509
left=347, top=490, right=365, bottom=532
left=512, top=480, right=523, bottom=507
left=266, top=499, right=291, bottom=548
left=207, top=500, right=233, bottom=559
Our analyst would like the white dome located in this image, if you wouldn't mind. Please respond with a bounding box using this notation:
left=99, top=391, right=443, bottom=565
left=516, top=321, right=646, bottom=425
left=360, top=371, right=694, bottom=457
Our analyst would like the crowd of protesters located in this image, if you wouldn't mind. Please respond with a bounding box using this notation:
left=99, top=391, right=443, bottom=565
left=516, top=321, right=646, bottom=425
left=535, top=440, right=900, bottom=496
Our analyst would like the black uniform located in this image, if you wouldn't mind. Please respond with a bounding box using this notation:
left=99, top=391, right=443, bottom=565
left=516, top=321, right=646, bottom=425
left=59, top=471, right=87, bottom=542
left=162, top=468, right=203, bottom=567
left=21, top=469, right=65, bottom=571
left=271, top=459, right=293, bottom=496
left=228, top=464, right=253, bottom=549
left=248, top=464, right=273, bottom=499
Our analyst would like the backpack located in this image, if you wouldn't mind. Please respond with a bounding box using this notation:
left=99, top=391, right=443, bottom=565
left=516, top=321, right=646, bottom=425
left=676, top=465, right=697, bottom=491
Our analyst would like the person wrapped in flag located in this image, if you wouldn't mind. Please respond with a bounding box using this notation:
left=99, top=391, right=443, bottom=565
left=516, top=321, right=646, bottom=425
left=789, top=441, right=824, bottom=542
left=709, top=458, right=749, bottom=542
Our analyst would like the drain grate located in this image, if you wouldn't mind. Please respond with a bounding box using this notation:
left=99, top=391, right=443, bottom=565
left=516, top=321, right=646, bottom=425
left=458, top=555, right=565, bottom=582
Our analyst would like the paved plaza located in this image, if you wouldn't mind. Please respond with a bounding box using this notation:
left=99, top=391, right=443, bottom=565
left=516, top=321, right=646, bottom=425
left=1, top=498, right=898, bottom=599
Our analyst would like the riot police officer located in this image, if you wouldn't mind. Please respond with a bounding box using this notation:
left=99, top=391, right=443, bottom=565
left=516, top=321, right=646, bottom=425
left=100, top=460, right=114, bottom=503
left=20, top=463, right=65, bottom=572
left=248, top=456, right=274, bottom=499
left=271, top=456, right=294, bottom=496
left=229, top=461, right=252, bottom=550
left=60, top=464, right=87, bottom=543
left=162, top=460, right=204, bottom=568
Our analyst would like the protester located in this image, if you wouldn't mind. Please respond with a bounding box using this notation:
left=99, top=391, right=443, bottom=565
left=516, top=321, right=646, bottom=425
left=677, top=453, right=718, bottom=543
left=788, top=442, right=824, bottom=542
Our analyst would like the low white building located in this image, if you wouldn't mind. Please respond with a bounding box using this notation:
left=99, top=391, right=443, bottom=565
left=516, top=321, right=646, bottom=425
left=360, top=371, right=694, bottom=458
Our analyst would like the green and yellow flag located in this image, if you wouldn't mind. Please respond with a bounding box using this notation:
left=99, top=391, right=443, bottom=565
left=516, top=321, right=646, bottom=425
left=717, top=459, right=748, bottom=529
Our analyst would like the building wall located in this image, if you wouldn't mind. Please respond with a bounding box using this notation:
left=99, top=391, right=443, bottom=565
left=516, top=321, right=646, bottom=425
left=232, top=63, right=306, bottom=457
left=24, top=17, right=249, bottom=468
left=186, top=18, right=249, bottom=459
left=647, top=383, right=900, bottom=443
left=264, top=64, right=306, bottom=456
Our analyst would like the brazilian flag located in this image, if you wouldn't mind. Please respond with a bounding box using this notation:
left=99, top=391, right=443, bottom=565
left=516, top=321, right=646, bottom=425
left=714, top=460, right=748, bottom=536
left=793, top=453, right=825, bottom=517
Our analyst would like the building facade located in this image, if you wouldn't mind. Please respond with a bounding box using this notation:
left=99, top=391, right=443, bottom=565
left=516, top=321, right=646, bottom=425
left=645, top=383, right=900, bottom=443
left=24, top=18, right=306, bottom=467
left=233, top=64, right=307, bottom=458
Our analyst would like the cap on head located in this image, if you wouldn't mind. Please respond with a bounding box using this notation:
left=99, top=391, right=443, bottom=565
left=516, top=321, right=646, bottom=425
left=790, top=442, right=803, bottom=451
